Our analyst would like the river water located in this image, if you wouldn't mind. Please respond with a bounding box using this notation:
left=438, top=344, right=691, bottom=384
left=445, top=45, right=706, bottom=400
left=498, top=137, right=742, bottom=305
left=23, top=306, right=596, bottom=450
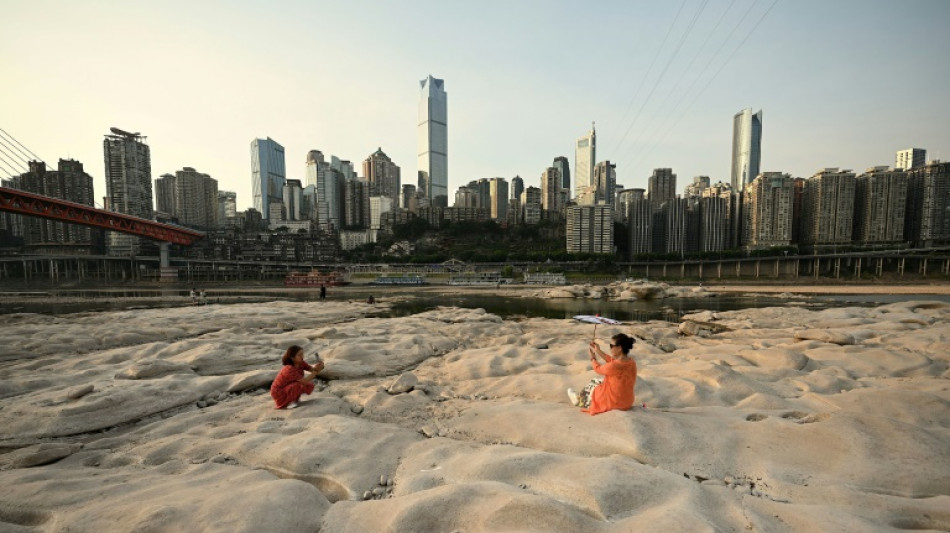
left=3, top=287, right=949, bottom=322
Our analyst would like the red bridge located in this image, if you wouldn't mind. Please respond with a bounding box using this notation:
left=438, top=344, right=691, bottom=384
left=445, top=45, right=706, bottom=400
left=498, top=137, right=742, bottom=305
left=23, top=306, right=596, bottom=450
left=0, top=186, right=204, bottom=245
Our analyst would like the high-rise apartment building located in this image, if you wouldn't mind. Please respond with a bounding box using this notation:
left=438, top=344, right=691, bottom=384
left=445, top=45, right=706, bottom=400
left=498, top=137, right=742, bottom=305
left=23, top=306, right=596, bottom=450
left=521, top=186, right=542, bottom=225
left=454, top=185, right=477, bottom=208
left=104, top=128, right=153, bottom=256
left=251, top=137, right=286, bottom=221
left=648, top=168, right=676, bottom=209
left=217, top=191, right=237, bottom=227
left=541, top=167, right=563, bottom=217
left=418, top=75, right=448, bottom=207
left=625, top=196, right=653, bottom=257
left=593, top=161, right=617, bottom=205
left=283, top=179, right=304, bottom=222
left=802, top=168, right=856, bottom=246
left=566, top=204, right=613, bottom=254
left=401, top=184, right=417, bottom=212
left=363, top=148, right=401, bottom=207
left=895, top=148, right=926, bottom=171
left=343, top=178, right=369, bottom=229
left=743, top=172, right=794, bottom=249
left=698, top=195, right=729, bottom=252
left=853, top=167, right=907, bottom=244
left=306, top=150, right=343, bottom=230
left=511, top=176, right=524, bottom=203
left=574, top=125, right=596, bottom=203
left=155, top=167, right=218, bottom=229
left=4, top=159, right=96, bottom=253
left=489, top=177, right=509, bottom=221
left=684, top=175, right=710, bottom=198
left=553, top=156, right=571, bottom=192
left=701, top=182, right=736, bottom=250
left=662, top=198, right=688, bottom=254
left=369, top=196, right=393, bottom=231
left=731, top=108, right=762, bottom=190
left=905, top=161, right=950, bottom=248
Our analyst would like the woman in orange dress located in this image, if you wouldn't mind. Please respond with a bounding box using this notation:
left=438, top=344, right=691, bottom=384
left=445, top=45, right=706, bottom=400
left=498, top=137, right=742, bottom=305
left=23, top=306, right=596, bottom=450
left=270, top=345, right=325, bottom=409
left=567, top=333, right=637, bottom=415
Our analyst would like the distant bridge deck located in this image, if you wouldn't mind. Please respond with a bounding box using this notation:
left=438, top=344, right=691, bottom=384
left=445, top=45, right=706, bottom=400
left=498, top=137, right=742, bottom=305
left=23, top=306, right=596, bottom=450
left=0, top=186, right=204, bottom=245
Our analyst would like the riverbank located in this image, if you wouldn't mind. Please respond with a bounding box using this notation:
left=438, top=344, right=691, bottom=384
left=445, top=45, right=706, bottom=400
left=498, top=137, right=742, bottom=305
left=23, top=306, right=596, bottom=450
left=0, top=299, right=948, bottom=531
left=705, top=283, right=950, bottom=295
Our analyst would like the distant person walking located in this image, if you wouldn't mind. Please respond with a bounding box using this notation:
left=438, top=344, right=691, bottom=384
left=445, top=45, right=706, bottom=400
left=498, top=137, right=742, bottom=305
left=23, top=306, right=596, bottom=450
left=320, top=284, right=327, bottom=300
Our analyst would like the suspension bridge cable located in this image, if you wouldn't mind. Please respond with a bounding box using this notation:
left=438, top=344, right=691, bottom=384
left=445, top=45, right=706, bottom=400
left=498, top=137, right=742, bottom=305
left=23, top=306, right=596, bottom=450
left=0, top=152, right=25, bottom=179
left=628, top=0, right=778, bottom=174
left=623, top=0, right=760, bottom=169
left=0, top=136, right=33, bottom=170
left=611, top=0, right=710, bottom=159
left=619, top=0, right=737, bottom=161
left=0, top=127, right=48, bottom=164
left=0, top=130, right=43, bottom=169
left=608, top=0, right=688, bottom=156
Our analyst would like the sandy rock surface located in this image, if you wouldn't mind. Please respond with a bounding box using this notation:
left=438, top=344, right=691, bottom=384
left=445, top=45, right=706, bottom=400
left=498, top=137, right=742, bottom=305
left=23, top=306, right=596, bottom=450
left=1, top=299, right=949, bottom=532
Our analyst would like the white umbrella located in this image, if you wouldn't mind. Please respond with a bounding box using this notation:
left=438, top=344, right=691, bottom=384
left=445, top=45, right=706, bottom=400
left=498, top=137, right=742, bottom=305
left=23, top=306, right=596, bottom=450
left=573, top=314, right=622, bottom=340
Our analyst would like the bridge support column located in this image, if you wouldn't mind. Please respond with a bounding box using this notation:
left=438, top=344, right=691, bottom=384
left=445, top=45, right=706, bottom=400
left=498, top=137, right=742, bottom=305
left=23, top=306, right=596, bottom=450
left=159, top=242, right=177, bottom=282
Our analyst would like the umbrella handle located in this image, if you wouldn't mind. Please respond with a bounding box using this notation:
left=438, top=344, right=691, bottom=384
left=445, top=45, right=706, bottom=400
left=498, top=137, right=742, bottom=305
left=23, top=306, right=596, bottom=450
left=593, top=323, right=598, bottom=342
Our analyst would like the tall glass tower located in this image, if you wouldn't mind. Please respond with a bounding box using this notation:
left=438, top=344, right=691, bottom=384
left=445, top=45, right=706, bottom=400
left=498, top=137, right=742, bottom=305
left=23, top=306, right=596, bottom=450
left=418, top=75, right=448, bottom=207
left=251, top=137, right=286, bottom=221
left=731, top=109, right=762, bottom=191
left=574, top=124, right=596, bottom=203
left=553, top=156, right=571, bottom=192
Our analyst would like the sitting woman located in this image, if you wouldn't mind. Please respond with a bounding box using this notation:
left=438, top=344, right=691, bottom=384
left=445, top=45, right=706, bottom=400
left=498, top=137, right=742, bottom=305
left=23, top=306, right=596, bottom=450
left=567, top=333, right=637, bottom=415
left=270, top=345, right=325, bottom=409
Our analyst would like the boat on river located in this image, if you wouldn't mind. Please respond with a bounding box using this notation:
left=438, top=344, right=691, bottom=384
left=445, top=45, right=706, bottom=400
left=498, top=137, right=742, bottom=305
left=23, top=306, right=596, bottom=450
left=284, top=270, right=351, bottom=287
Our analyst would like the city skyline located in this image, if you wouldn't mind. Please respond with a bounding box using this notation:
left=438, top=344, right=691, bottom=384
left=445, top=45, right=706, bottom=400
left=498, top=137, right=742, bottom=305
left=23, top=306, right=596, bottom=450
left=2, top=1, right=948, bottom=212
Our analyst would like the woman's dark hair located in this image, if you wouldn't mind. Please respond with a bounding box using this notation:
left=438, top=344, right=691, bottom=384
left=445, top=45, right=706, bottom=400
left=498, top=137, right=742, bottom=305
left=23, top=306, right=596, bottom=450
left=611, top=333, right=635, bottom=354
left=281, top=345, right=303, bottom=366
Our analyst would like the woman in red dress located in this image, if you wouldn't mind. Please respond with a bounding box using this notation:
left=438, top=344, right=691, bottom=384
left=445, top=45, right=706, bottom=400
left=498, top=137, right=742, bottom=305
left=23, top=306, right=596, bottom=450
left=270, top=345, right=324, bottom=409
left=567, top=333, right=637, bottom=415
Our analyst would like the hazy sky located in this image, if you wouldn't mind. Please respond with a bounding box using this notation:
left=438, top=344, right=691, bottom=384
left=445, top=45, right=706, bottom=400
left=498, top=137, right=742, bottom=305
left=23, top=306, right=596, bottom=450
left=2, top=0, right=948, bottom=211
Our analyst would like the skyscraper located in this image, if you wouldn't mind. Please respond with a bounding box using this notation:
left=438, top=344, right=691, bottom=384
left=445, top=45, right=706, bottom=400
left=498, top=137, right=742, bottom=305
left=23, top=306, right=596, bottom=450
left=510, top=175, right=524, bottom=203
left=905, top=161, right=950, bottom=248
left=648, top=168, right=677, bottom=209
left=251, top=137, right=286, bottom=221
left=593, top=161, right=617, bottom=204
left=155, top=167, right=218, bottom=229
left=895, top=148, right=926, bottom=171
left=853, top=166, right=906, bottom=244
left=574, top=125, right=596, bottom=203
left=5, top=159, right=96, bottom=253
left=744, top=172, right=794, bottom=249
left=104, top=128, right=153, bottom=256
left=540, top=167, right=563, bottom=216
left=731, top=108, right=763, bottom=190
left=566, top=204, right=613, bottom=254
left=802, top=168, right=856, bottom=246
left=306, top=150, right=343, bottom=230
left=553, top=156, right=571, bottom=192
left=283, top=179, right=303, bottom=222
left=217, top=191, right=237, bottom=227
left=489, top=177, right=509, bottom=221
left=363, top=148, right=401, bottom=207
left=418, top=75, right=448, bottom=207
